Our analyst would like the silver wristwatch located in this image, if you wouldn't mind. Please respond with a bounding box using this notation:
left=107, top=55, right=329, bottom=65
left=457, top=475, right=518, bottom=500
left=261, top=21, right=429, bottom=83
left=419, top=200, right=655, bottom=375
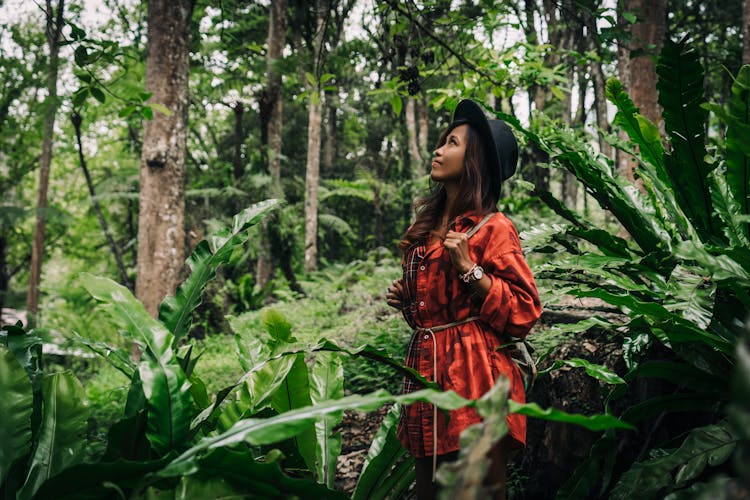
left=460, top=264, right=484, bottom=283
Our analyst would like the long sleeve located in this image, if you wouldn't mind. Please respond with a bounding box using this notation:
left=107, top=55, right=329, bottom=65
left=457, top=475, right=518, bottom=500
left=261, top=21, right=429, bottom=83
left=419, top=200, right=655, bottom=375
left=477, top=216, right=541, bottom=339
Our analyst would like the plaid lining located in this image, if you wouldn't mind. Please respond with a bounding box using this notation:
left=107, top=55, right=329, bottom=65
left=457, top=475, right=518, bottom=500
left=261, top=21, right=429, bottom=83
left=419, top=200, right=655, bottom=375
left=398, top=243, right=428, bottom=453
left=401, top=243, right=424, bottom=330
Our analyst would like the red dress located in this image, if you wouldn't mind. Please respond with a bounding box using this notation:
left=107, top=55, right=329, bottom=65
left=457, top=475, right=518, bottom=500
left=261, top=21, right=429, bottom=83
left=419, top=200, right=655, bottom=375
left=396, top=211, right=542, bottom=457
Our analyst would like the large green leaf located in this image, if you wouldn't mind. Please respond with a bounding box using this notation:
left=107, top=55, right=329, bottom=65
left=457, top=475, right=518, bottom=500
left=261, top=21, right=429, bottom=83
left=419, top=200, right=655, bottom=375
left=719, top=65, right=750, bottom=241
left=17, top=372, right=89, bottom=500
left=158, top=199, right=278, bottom=343
left=610, top=420, right=739, bottom=499
left=138, top=360, right=193, bottom=456
left=0, top=323, right=43, bottom=385
left=239, top=355, right=296, bottom=415
left=657, top=40, right=720, bottom=242
left=606, top=77, right=689, bottom=239
left=271, top=354, right=317, bottom=473
left=161, top=388, right=472, bottom=478
left=82, top=275, right=192, bottom=456
left=607, top=77, right=665, bottom=174
left=628, top=361, right=726, bottom=394
left=539, top=357, right=626, bottom=385
left=509, top=400, right=634, bottom=431
left=556, top=434, right=618, bottom=500
left=166, top=386, right=631, bottom=479
left=0, top=347, right=33, bottom=485
left=572, top=287, right=734, bottom=355
left=309, top=351, right=344, bottom=488
left=191, top=336, right=436, bottom=435
left=620, top=393, right=722, bottom=424
left=729, top=330, right=750, bottom=484
left=175, top=447, right=346, bottom=499
left=70, top=333, right=135, bottom=379
left=496, top=110, right=668, bottom=254
left=82, top=274, right=173, bottom=358
left=31, top=456, right=173, bottom=500
left=663, top=264, right=715, bottom=329
left=352, top=404, right=412, bottom=500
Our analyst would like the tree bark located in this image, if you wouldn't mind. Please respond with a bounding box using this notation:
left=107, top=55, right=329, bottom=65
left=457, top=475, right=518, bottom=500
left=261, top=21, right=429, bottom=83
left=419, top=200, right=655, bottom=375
left=405, top=97, right=421, bottom=180
left=304, top=92, right=323, bottom=272
left=743, top=0, right=750, bottom=64
left=71, top=112, right=131, bottom=289
left=232, top=101, right=244, bottom=182
left=417, top=95, right=428, bottom=161
left=626, top=0, right=666, bottom=125
left=323, top=95, right=336, bottom=172
left=617, top=0, right=666, bottom=178
left=266, top=0, right=286, bottom=195
left=26, top=0, right=64, bottom=327
left=303, top=2, right=327, bottom=273
left=136, top=0, right=193, bottom=317
left=257, top=0, right=287, bottom=288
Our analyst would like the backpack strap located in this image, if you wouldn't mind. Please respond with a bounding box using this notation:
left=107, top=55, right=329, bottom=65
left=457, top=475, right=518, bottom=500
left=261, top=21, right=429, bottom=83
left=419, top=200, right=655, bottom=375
left=465, top=212, right=495, bottom=239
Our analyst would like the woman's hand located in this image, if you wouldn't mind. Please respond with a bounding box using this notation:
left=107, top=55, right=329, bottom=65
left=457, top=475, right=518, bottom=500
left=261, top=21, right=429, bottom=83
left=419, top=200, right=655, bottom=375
left=386, top=279, right=405, bottom=309
left=443, top=230, right=474, bottom=274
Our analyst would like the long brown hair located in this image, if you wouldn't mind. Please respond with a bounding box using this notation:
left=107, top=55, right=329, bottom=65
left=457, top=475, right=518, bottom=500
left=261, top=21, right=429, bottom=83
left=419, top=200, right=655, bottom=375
left=399, top=122, right=498, bottom=251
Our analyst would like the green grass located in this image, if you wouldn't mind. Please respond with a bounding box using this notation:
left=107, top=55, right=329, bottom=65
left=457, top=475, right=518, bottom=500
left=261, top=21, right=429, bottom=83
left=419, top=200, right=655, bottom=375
left=229, top=254, right=410, bottom=394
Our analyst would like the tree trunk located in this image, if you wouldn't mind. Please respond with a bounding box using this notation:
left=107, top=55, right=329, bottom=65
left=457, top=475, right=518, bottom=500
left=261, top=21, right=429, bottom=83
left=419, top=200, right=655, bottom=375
left=71, top=112, right=131, bottom=289
left=266, top=0, right=286, bottom=195
left=617, top=0, right=666, bottom=179
left=589, top=54, right=612, bottom=159
left=26, top=0, right=64, bottom=327
left=405, top=97, right=421, bottom=181
left=232, top=101, right=244, bottom=182
left=323, top=95, right=336, bottom=172
left=303, top=2, right=327, bottom=273
left=256, top=0, right=287, bottom=288
left=135, top=0, right=193, bottom=317
left=743, top=0, right=750, bottom=64
left=626, top=0, right=666, bottom=125
left=417, top=96, right=428, bottom=160
left=304, top=91, right=323, bottom=272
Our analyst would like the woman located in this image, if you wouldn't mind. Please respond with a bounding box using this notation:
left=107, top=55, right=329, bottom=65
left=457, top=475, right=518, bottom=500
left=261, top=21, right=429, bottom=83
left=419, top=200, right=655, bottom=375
left=386, top=99, right=542, bottom=499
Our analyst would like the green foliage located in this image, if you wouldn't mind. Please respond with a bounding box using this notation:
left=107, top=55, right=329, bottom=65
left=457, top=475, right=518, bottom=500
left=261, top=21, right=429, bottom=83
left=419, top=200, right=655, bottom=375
left=158, top=198, right=279, bottom=344
left=16, top=372, right=90, bottom=500
left=82, top=274, right=193, bottom=456
left=505, top=40, right=750, bottom=496
left=2, top=195, right=640, bottom=498
left=609, top=420, right=738, bottom=499
left=657, top=40, right=719, bottom=242
left=0, top=348, right=33, bottom=485
left=352, top=403, right=413, bottom=500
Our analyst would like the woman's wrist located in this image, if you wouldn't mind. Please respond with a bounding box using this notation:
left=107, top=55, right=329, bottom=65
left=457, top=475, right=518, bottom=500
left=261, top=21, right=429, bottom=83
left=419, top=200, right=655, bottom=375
left=457, top=261, right=475, bottom=275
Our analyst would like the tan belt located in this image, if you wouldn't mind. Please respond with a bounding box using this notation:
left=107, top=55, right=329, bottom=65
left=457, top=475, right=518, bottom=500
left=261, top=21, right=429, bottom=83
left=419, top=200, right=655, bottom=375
left=414, top=316, right=480, bottom=480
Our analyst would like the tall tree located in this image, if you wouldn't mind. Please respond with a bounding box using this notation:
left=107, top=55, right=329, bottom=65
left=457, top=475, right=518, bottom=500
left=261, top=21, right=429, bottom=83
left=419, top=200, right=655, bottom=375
left=135, top=0, right=194, bottom=317
left=303, top=0, right=326, bottom=272
left=301, top=0, right=354, bottom=272
left=257, top=0, right=288, bottom=287
left=26, top=0, right=65, bottom=327
left=617, top=0, right=667, bottom=178
left=405, top=97, right=421, bottom=180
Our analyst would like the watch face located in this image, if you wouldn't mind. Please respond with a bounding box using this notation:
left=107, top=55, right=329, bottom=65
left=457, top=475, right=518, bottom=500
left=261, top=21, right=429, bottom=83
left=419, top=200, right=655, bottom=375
left=472, top=267, right=483, bottom=280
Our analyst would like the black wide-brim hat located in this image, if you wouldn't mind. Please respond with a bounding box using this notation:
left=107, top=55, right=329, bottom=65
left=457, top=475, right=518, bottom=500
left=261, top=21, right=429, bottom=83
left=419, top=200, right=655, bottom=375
left=452, top=99, right=518, bottom=196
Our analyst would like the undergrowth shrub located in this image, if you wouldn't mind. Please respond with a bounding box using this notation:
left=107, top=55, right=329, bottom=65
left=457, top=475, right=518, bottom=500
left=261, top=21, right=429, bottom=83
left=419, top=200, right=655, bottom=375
left=501, top=41, right=750, bottom=497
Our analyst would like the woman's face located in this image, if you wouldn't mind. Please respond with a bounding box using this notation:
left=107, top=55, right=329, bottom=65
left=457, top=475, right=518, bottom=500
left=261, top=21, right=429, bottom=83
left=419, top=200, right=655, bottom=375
left=430, top=124, right=468, bottom=184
